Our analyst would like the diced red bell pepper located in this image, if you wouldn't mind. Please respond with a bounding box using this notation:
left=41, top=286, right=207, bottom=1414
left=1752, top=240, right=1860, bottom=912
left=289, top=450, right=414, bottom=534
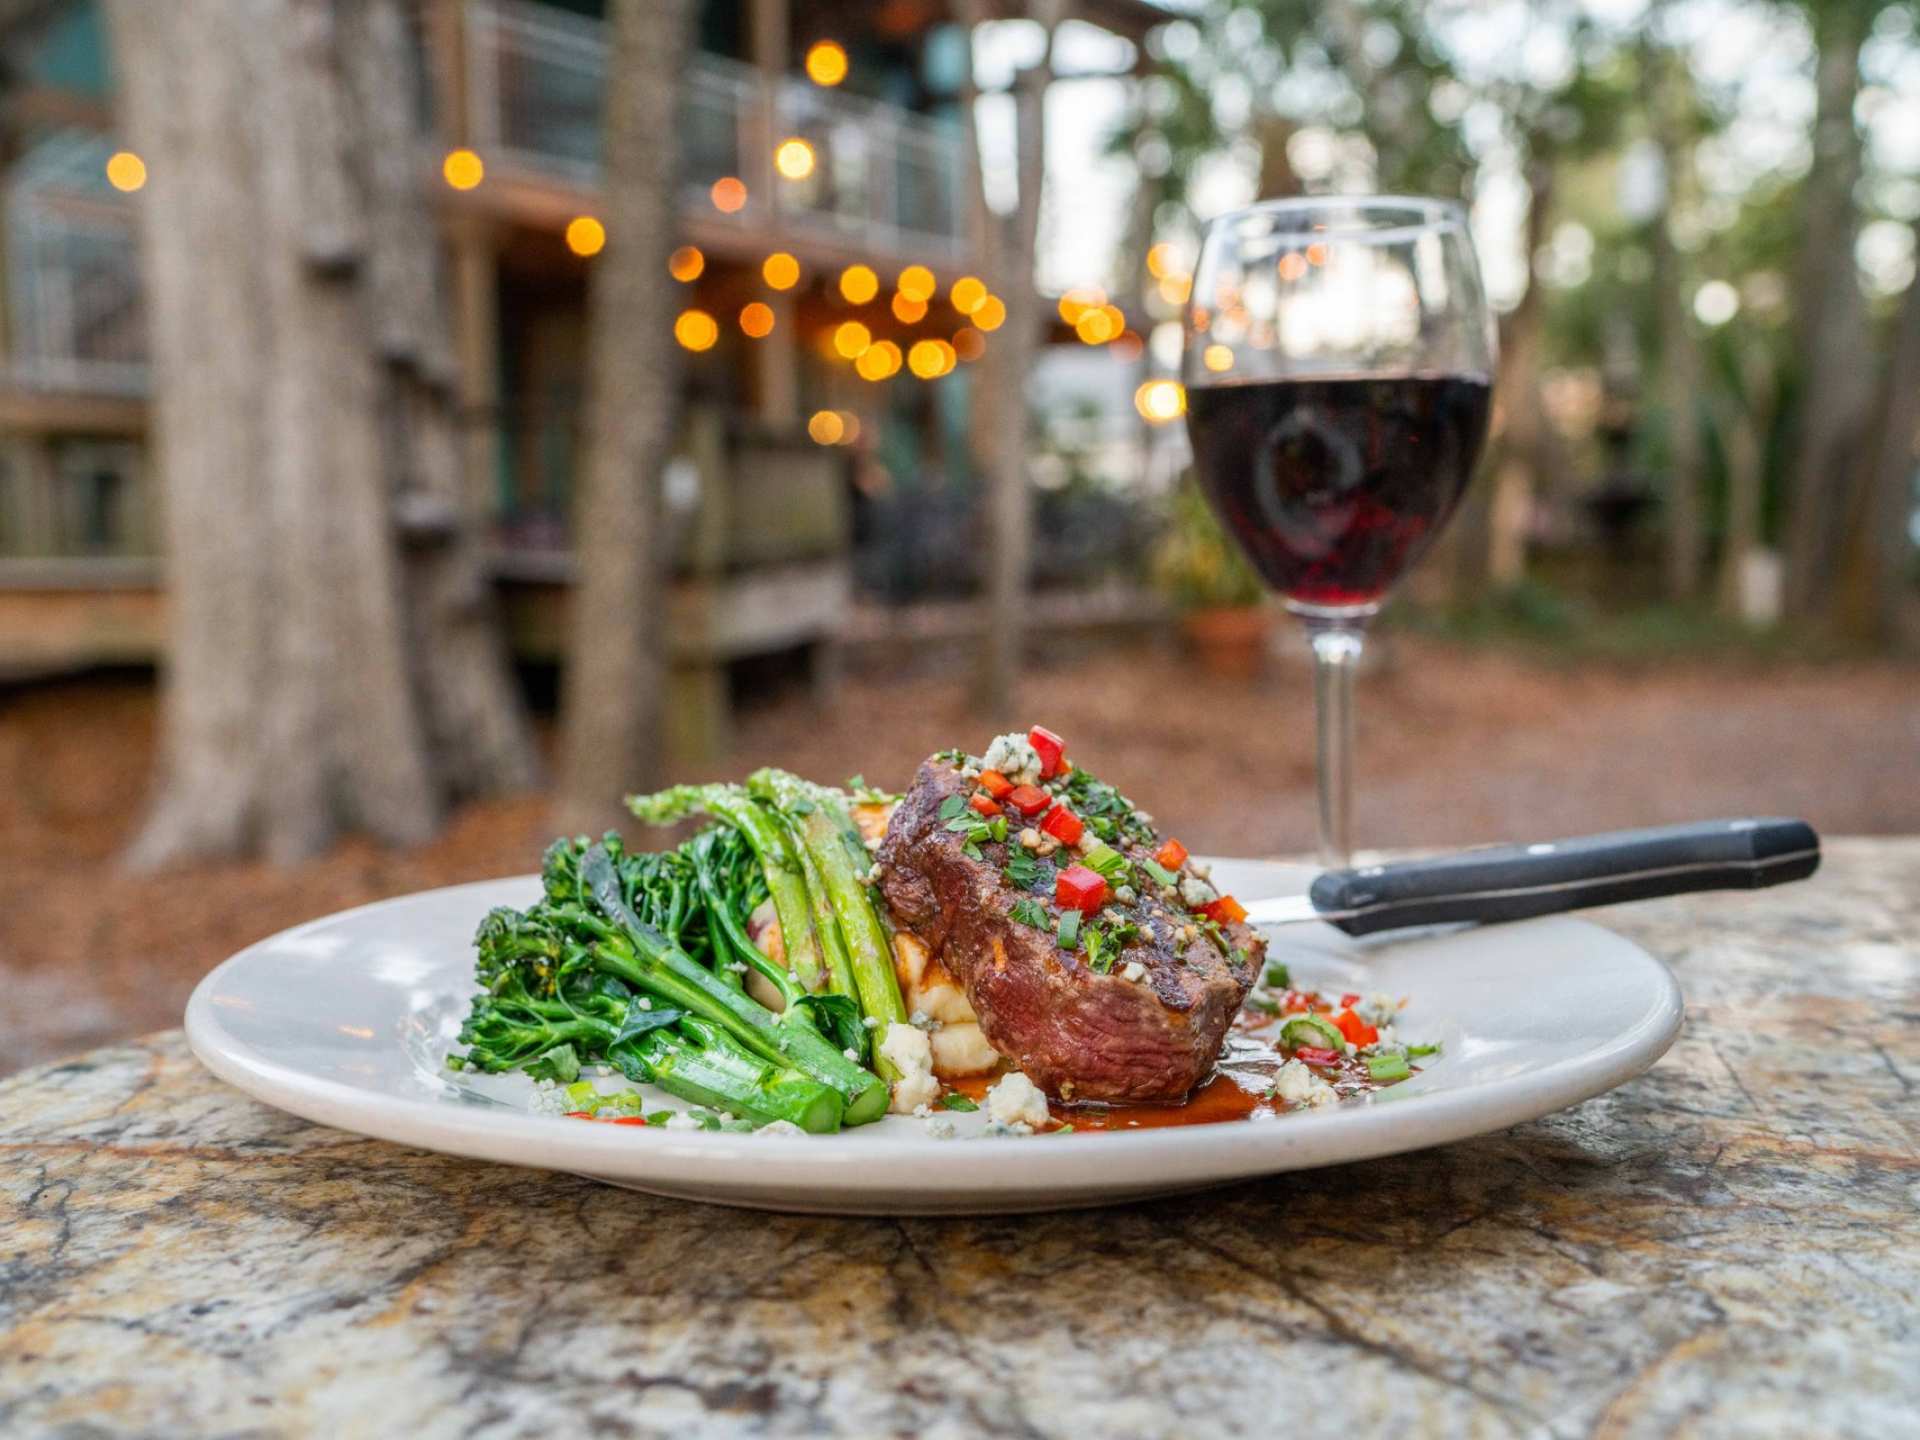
left=1332, top=1009, right=1378, bottom=1047
left=969, top=792, right=1002, bottom=818
left=1154, top=838, right=1189, bottom=871
left=977, top=769, right=1014, bottom=801
left=608, top=1115, right=649, bottom=1126
left=1295, top=1046, right=1340, bottom=1066
left=1055, top=864, right=1109, bottom=915
left=1028, top=725, right=1066, bottom=779
left=1340, top=992, right=1360, bottom=1008
left=1281, top=990, right=1313, bottom=1013
left=564, top=1111, right=595, bottom=1120
left=1006, top=784, right=1051, bottom=817
left=1040, top=804, right=1084, bottom=845
left=1201, top=895, right=1248, bottom=925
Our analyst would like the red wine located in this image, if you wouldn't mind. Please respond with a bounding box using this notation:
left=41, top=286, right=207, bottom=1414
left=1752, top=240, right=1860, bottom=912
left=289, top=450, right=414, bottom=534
left=1186, top=374, right=1491, bottom=609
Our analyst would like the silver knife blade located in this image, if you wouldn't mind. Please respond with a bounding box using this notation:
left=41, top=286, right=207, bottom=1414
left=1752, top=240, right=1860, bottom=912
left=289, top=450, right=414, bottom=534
left=1241, top=893, right=1350, bottom=928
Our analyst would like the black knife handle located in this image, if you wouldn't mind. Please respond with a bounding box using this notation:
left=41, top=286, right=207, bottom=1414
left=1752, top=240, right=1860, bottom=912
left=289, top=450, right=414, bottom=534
left=1310, top=818, right=1821, bottom=937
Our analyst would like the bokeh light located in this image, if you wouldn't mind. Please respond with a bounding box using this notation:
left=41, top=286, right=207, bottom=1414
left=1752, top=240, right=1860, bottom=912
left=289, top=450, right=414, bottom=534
left=442, top=148, right=483, bottom=191
left=891, top=293, right=928, bottom=323
left=774, top=139, right=816, bottom=180
left=897, top=265, right=936, bottom=302
left=804, top=41, right=848, bottom=87
left=1278, top=252, right=1309, bottom=282
left=856, top=340, right=902, bottom=380
left=973, top=295, right=1006, bottom=331
left=565, top=216, right=606, bottom=257
left=833, top=321, right=872, bottom=358
left=953, top=327, right=987, bottom=362
left=105, top=151, right=147, bottom=193
left=908, top=339, right=957, bottom=379
left=763, top=252, right=800, bottom=289
left=950, top=276, right=988, bottom=315
left=807, top=409, right=845, bottom=444
left=1134, top=380, right=1186, bottom=423
left=1058, top=287, right=1105, bottom=325
left=838, top=411, right=861, bottom=443
left=839, top=265, right=879, bottom=304
left=710, top=177, right=748, bottom=213
left=674, top=310, right=719, bottom=352
left=668, top=246, right=705, bottom=282
left=740, top=302, right=775, bottom=338
left=1075, top=304, right=1123, bottom=345
left=1203, top=344, right=1234, bottom=373
left=1146, top=243, right=1176, bottom=280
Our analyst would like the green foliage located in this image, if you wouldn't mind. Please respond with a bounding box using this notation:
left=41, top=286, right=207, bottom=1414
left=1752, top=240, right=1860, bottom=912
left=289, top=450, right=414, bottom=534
left=1151, top=478, right=1264, bottom=612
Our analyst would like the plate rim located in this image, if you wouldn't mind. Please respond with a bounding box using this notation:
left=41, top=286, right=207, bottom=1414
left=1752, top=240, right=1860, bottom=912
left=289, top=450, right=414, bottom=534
left=184, top=867, right=1685, bottom=1196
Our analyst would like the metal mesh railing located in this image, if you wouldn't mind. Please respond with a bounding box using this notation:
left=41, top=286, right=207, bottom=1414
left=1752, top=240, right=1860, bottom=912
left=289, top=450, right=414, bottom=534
left=3, top=132, right=147, bottom=394
left=465, top=0, right=967, bottom=257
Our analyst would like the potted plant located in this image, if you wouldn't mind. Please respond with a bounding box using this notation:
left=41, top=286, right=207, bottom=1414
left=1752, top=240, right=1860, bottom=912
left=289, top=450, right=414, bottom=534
left=1152, top=479, right=1270, bottom=677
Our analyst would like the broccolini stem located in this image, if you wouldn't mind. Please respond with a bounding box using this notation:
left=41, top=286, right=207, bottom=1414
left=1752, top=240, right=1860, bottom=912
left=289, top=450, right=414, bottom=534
left=579, top=848, right=887, bottom=1124
left=629, top=1020, right=844, bottom=1133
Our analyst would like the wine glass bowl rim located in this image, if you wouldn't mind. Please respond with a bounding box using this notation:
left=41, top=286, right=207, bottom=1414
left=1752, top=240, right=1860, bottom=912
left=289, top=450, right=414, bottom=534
left=1202, top=194, right=1468, bottom=243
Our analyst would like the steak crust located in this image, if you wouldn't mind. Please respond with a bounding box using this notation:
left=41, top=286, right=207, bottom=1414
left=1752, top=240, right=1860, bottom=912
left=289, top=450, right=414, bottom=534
left=876, top=757, right=1265, bottom=1103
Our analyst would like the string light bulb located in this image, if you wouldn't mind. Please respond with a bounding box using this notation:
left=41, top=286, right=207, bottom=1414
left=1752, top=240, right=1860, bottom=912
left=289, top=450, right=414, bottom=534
left=804, top=40, right=848, bottom=87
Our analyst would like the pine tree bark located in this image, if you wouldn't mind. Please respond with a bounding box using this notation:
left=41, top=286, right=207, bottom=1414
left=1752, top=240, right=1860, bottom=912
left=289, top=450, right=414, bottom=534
left=554, top=0, right=692, bottom=835
left=1782, top=3, right=1872, bottom=619
left=110, top=0, right=535, bottom=866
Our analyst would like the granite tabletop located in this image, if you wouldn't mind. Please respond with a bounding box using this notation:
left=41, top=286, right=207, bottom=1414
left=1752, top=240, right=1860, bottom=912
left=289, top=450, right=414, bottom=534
left=2, top=838, right=1916, bottom=1439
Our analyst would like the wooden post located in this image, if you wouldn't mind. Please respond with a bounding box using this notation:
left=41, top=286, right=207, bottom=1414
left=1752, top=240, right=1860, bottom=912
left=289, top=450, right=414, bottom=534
left=451, top=214, right=501, bottom=520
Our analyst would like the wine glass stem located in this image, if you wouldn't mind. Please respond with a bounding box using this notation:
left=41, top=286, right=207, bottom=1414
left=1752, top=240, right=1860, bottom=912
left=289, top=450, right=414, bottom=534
left=1307, top=622, right=1366, bottom=869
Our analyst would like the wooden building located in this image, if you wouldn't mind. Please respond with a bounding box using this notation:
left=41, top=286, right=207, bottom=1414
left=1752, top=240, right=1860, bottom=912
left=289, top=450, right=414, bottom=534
left=0, top=0, right=1162, bottom=701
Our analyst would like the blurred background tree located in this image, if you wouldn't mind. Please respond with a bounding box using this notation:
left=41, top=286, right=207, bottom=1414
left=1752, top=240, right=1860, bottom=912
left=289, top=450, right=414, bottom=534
left=103, top=0, right=535, bottom=864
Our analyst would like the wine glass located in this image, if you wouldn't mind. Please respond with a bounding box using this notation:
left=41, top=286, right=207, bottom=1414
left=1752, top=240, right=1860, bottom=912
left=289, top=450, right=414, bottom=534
left=1182, top=197, right=1496, bottom=867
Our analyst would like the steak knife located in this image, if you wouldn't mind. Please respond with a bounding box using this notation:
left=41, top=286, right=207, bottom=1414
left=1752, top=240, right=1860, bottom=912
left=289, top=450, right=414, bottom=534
left=1240, top=818, right=1820, bottom=937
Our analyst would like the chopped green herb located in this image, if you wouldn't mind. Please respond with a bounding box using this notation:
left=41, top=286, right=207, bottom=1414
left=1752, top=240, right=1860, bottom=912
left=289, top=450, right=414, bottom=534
left=1051, top=1123, right=1075, bottom=1134
left=1406, top=1042, right=1442, bottom=1058
left=1009, top=897, right=1049, bottom=929
left=963, top=841, right=984, bottom=861
left=1082, top=842, right=1130, bottom=882
left=1140, top=857, right=1177, bottom=888
left=1367, top=1053, right=1413, bottom=1082
left=645, top=1110, right=675, bottom=1127
left=938, top=793, right=969, bottom=822
left=940, top=1092, right=980, bottom=1112
left=1263, top=961, right=1292, bottom=990
left=1244, top=995, right=1280, bottom=1015
left=1056, top=909, right=1082, bottom=948
left=1004, top=851, right=1041, bottom=887
left=989, top=815, right=1009, bottom=844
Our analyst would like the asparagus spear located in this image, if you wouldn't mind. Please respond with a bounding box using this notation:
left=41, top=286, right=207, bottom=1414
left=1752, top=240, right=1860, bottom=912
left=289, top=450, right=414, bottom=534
left=626, top=784, right=831, bottom=993
left=748, top=770, right=910, bottom=1074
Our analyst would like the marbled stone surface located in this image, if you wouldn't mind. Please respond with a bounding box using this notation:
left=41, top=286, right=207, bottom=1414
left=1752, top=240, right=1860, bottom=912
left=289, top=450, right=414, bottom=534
left=2, top=840, right=1916, bottom=1439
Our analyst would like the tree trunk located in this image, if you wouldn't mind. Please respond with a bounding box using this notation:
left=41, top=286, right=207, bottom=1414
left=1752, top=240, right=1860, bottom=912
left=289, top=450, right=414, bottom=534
left=1454, top=160, right=1552, bottom=598
left=110, top=0, right=535, bottom=866
left=1854, top=220, right=1920, bottom=649
left=1714, top=350, right=1771, bottom=624
left=1782, top=3, right=1872, bottom=619
left=1649, top=48, right=1704, bottom=603
left=554, top=0, right=692, bottom=835
left=968, top=0, right=1066, bottom=722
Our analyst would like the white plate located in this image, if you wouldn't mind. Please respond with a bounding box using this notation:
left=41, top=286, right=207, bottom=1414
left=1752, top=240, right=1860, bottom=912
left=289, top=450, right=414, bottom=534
left=185, top=859, right=1683, bottom=1215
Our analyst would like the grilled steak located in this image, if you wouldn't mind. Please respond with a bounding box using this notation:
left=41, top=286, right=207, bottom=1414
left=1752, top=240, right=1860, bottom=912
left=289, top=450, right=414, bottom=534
left=877, top=750, right=1265, bottom=1103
